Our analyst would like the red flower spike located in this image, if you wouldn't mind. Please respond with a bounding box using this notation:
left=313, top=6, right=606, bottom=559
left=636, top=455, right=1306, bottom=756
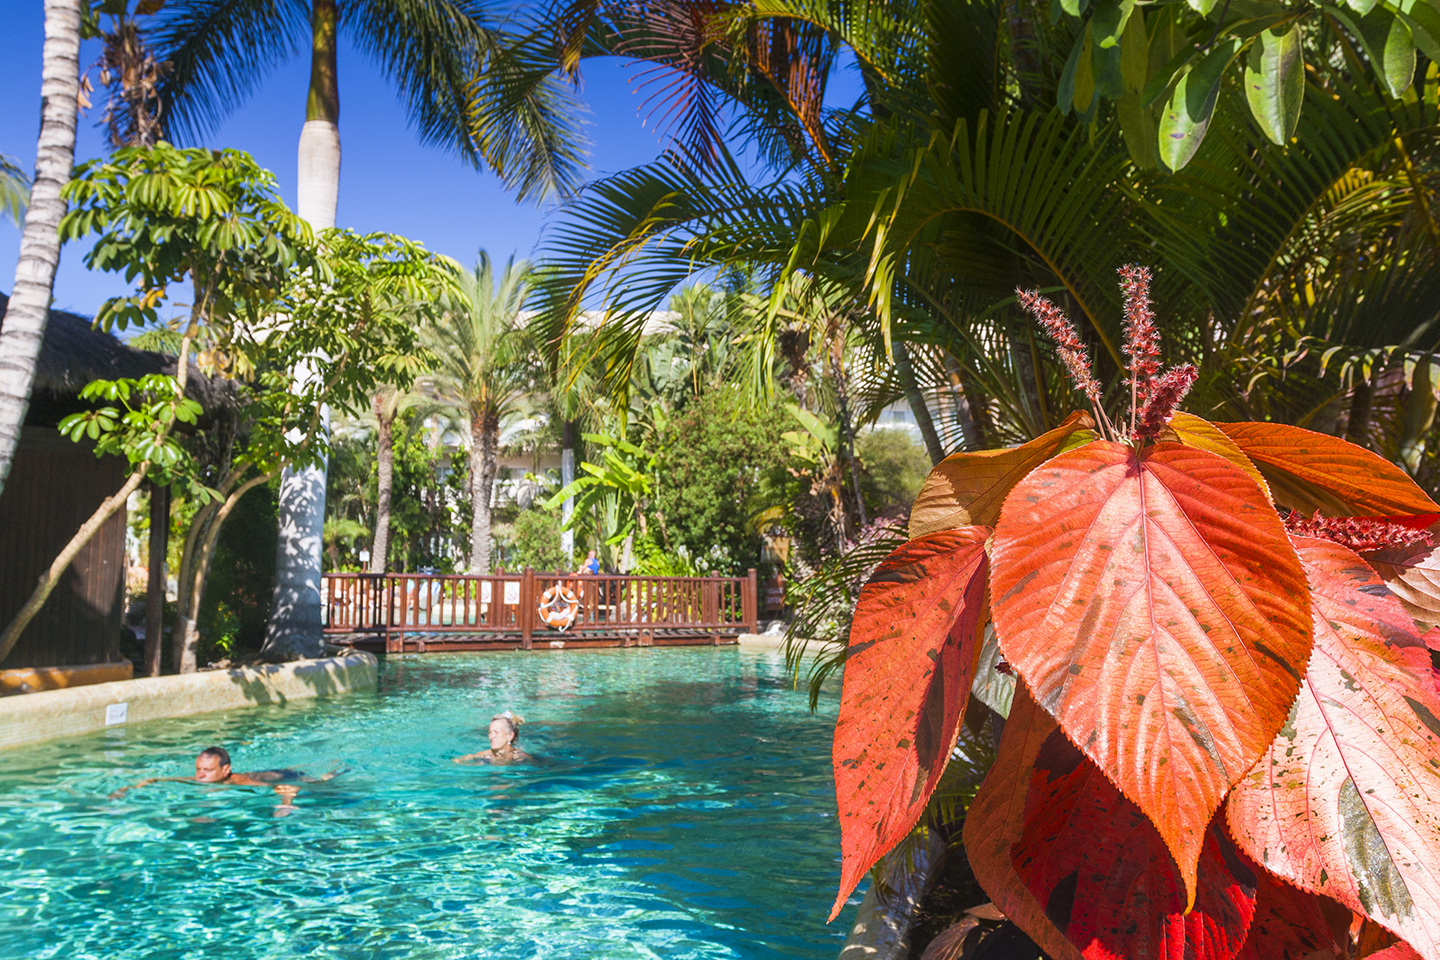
left=1284, top=511, right=1434, bottom=554
left=1119, top=264, right=1161, bottom=407
left=1135, top=363, right=1198, bottom=441
left=1016, top=288, right=1103, bottom=409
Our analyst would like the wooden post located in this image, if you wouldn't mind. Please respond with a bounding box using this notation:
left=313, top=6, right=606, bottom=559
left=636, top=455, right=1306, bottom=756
left=520, top=567, right=534, bottom=650
left=744, top=568, right=759, bottom=634
left=144, top=481, right=169, bottom=677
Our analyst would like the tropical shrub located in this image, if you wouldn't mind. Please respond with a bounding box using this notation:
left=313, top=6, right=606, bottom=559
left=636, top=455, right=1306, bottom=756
left=832, top=266, right=1440, bottom=960
left=503, top=508, right=570, bottom=573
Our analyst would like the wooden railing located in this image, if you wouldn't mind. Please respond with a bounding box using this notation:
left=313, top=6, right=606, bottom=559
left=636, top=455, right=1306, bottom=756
left=322, top=568, right=758, bottom=650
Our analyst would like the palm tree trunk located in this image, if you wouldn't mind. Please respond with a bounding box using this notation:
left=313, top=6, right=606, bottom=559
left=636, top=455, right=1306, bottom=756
left=468, top=411, right=499, bottom=574
left=560, top=418, right=575, bottom=561
left=893, top=341, right=945, bottom=465
left=370, top=396, right=395, bottom=573
left=0, top=0, right=82, bottom=499
left=266, top=0, right=340, bottom=660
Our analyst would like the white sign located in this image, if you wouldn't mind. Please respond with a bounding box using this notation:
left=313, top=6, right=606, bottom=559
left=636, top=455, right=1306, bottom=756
left=105, top=702, right=128, bottom=726
left=481, top=582, right=493, bottom=603
left=504, top=582, right=520, bottom=604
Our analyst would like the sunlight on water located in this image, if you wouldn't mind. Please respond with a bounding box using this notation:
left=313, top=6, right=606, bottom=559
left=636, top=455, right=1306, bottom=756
left=0, top=647, right=854, bottom=959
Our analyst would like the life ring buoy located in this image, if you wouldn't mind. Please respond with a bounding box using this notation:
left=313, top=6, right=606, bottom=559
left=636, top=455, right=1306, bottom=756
left=539, top=584, right=579, bottom=631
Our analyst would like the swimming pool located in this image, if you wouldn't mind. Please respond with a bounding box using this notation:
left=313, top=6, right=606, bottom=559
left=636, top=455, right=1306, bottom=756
left=0, top=647, right=853, bottom=959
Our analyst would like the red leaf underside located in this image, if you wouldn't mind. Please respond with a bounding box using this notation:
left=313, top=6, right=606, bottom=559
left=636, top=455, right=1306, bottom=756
left=1010, top=729, right=1257, bottom=960
left=830, top=527, right=991, bottom=920
left=990, top=441, right=1311, bottom=900
left=1226, top=537, right=1440, bottom=960
left=1235, top=851, right=1347, bottom=960
left=1215, top=422, right=1440, bottom=519
left=963, top=685, right=1084, bottom=960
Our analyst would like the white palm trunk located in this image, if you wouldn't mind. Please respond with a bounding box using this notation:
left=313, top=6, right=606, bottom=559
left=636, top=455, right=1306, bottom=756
left=0, top=0, right=82, bottom=499
left=264, top=119, right=340, bottom=660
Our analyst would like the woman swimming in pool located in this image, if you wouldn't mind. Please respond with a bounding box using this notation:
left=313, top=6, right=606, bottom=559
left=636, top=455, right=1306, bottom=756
left=453, top=711, right=532, bottom=764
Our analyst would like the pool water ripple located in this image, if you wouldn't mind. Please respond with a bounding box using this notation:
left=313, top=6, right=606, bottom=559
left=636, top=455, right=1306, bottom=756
left=0, top=648, right=855, bottom=959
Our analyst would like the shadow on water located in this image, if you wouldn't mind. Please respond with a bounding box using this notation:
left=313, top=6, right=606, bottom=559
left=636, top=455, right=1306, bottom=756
left=0, top=647, right=850, bottom=960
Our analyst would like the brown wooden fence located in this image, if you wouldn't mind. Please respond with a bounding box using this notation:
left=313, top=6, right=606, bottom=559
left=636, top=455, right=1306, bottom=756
left=323, top=568, right=758, bottom=652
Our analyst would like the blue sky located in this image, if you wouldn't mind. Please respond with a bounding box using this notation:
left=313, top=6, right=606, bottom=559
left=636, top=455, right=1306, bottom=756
left=0, top=7, right=704, bottom=320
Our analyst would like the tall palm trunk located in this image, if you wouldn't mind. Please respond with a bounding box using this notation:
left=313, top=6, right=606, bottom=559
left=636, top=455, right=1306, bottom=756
left=469, top=410, right=499, bottom=574
left=370, top=392, right=395, bottom=573
left=560, top=418, right=575, bottom=560
left=0, top=0, right=82, bottom=499
left=266, top=0, right=340, bottom=660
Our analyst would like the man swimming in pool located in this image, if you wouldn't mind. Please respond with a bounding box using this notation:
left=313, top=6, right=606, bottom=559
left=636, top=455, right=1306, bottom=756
left=453, top=711, right=532, bottom=764
left=109, top=746, right=344, bottom=815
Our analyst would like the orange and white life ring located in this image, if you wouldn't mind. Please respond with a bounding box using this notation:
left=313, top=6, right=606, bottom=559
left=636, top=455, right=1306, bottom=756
left=538, top=584, right=579, bottom=631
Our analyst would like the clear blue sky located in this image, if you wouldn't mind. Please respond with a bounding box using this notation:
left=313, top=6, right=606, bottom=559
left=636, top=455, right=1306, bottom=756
left=0, top=7, right=714, bottom=320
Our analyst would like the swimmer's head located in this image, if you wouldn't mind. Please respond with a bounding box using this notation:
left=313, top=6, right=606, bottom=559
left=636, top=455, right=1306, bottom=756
left=488, top=711, right=524, bottom=749
left=195, top=746, right=231, bottom=782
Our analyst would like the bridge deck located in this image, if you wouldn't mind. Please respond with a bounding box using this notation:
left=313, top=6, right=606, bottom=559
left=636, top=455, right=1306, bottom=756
left=323, top=569, right=758, bottom=653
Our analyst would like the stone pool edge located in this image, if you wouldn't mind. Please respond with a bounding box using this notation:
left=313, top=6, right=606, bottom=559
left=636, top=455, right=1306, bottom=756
left=0, top=653, right=378, bottom=751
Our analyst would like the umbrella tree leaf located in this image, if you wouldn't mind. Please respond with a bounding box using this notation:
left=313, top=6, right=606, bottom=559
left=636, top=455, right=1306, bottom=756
left=990, top=440, right=1312, bottom=904
left=1244, top=25, right=1305, bottom=145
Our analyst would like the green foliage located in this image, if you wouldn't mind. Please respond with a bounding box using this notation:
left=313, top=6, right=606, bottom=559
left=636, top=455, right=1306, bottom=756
left=856, top=429, right=930, bottom=518
left=545, top=431, right=655, bottom=545
left=0, top=153, right=28, bottom=226
left=631, top=535, right=702, bottom=576
left=650, top=388, right=789, bottom=574
left=501, top=508, right=569, bottom=572
left=383, top=413, right=470, bottom=572
left=195, top=482, right=277, bottom=657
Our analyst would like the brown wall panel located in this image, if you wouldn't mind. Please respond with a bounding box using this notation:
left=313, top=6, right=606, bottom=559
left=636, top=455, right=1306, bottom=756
left=0, top=428, right=127, bottom=669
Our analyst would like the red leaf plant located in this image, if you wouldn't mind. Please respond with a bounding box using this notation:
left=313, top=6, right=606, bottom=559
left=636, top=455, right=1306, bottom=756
left=827, top=265, right=1440, bottom=960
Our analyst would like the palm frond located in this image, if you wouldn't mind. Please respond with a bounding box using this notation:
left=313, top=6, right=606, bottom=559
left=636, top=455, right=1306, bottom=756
left=146, top=0, right=309, bottom=143
left=0, top=154, right=29, bottom=226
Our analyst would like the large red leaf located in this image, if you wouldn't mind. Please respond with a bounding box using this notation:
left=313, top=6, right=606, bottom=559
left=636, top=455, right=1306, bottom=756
left=1226, top=537, right=1440, bottom=960
left=830, top=527, right=991, bottom=920
left=1214, top=422, right=1440, bottom=519
left=908, top=411, right=1094, bottom=538
left=1009, top=729, right=1258, bottom=960
left=1235, top=852, right=1347, bottom=960
left=990, top=440, right=1312, bottom=902
left=1365, top=541, right=1440, bottom=630
left=962, top=685, right=1084, bottom=960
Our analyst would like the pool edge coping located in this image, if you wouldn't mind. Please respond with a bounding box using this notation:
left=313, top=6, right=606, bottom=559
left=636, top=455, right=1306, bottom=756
left=0, top=653, right=378, bottom=751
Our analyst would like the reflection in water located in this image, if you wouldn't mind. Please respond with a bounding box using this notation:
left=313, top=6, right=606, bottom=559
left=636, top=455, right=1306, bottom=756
left=0, top=648, right=849, bottom=959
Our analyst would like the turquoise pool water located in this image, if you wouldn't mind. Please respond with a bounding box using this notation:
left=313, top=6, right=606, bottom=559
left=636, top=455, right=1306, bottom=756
left=0, top=648, right=854, bottom=959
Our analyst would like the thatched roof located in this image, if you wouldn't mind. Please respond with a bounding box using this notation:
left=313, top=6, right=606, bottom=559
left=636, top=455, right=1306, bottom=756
left=0, top=293, right=230, bottom=421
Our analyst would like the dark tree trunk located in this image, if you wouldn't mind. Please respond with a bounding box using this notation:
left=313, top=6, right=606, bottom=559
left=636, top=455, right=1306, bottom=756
left=370, top=394, right=394, bottom=574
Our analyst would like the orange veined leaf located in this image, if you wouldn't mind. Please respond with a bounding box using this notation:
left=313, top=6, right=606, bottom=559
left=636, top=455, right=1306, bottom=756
left=1226, top=537, right=1440, bottom=960
left=989, top=441, right=1312, bottom=906
left=829, top=527, right=991, bottom=921
left=1368, top=943, right=1426, bottom=960
left=1214, top=422, right=1440, bottom=519
left=1168, top=412, right=1270, bottom=501
left=1009, top=729, right=1258, bottom=960
left=963, top=685, right=1083, bottom=960
left=1234, top=852, right=1348, bottom=960
left=908, top=412, right=1095, bottom=539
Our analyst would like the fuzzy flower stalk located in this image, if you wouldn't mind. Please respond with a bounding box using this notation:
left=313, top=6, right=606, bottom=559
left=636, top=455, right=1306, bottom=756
left=1283, top=511, right=1435, bottom=553
left=1016, top=288, right=1112, bottom=436
left=1017, top=266, right=1197, bottom=444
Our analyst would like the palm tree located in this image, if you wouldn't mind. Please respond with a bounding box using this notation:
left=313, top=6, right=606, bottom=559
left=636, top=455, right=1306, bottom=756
left=367, top=383, right=426, bottom=573
left=421, top=253, right=539, bottom=574
left=144, top=0, right=587, bottom=644
left=0, top=155, right=28, bottom=226
left=0, top=0, right=83, bottom=501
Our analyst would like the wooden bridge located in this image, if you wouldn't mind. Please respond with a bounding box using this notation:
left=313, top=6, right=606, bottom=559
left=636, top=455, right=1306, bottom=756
left=322, top=568, right=759, bottom=653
